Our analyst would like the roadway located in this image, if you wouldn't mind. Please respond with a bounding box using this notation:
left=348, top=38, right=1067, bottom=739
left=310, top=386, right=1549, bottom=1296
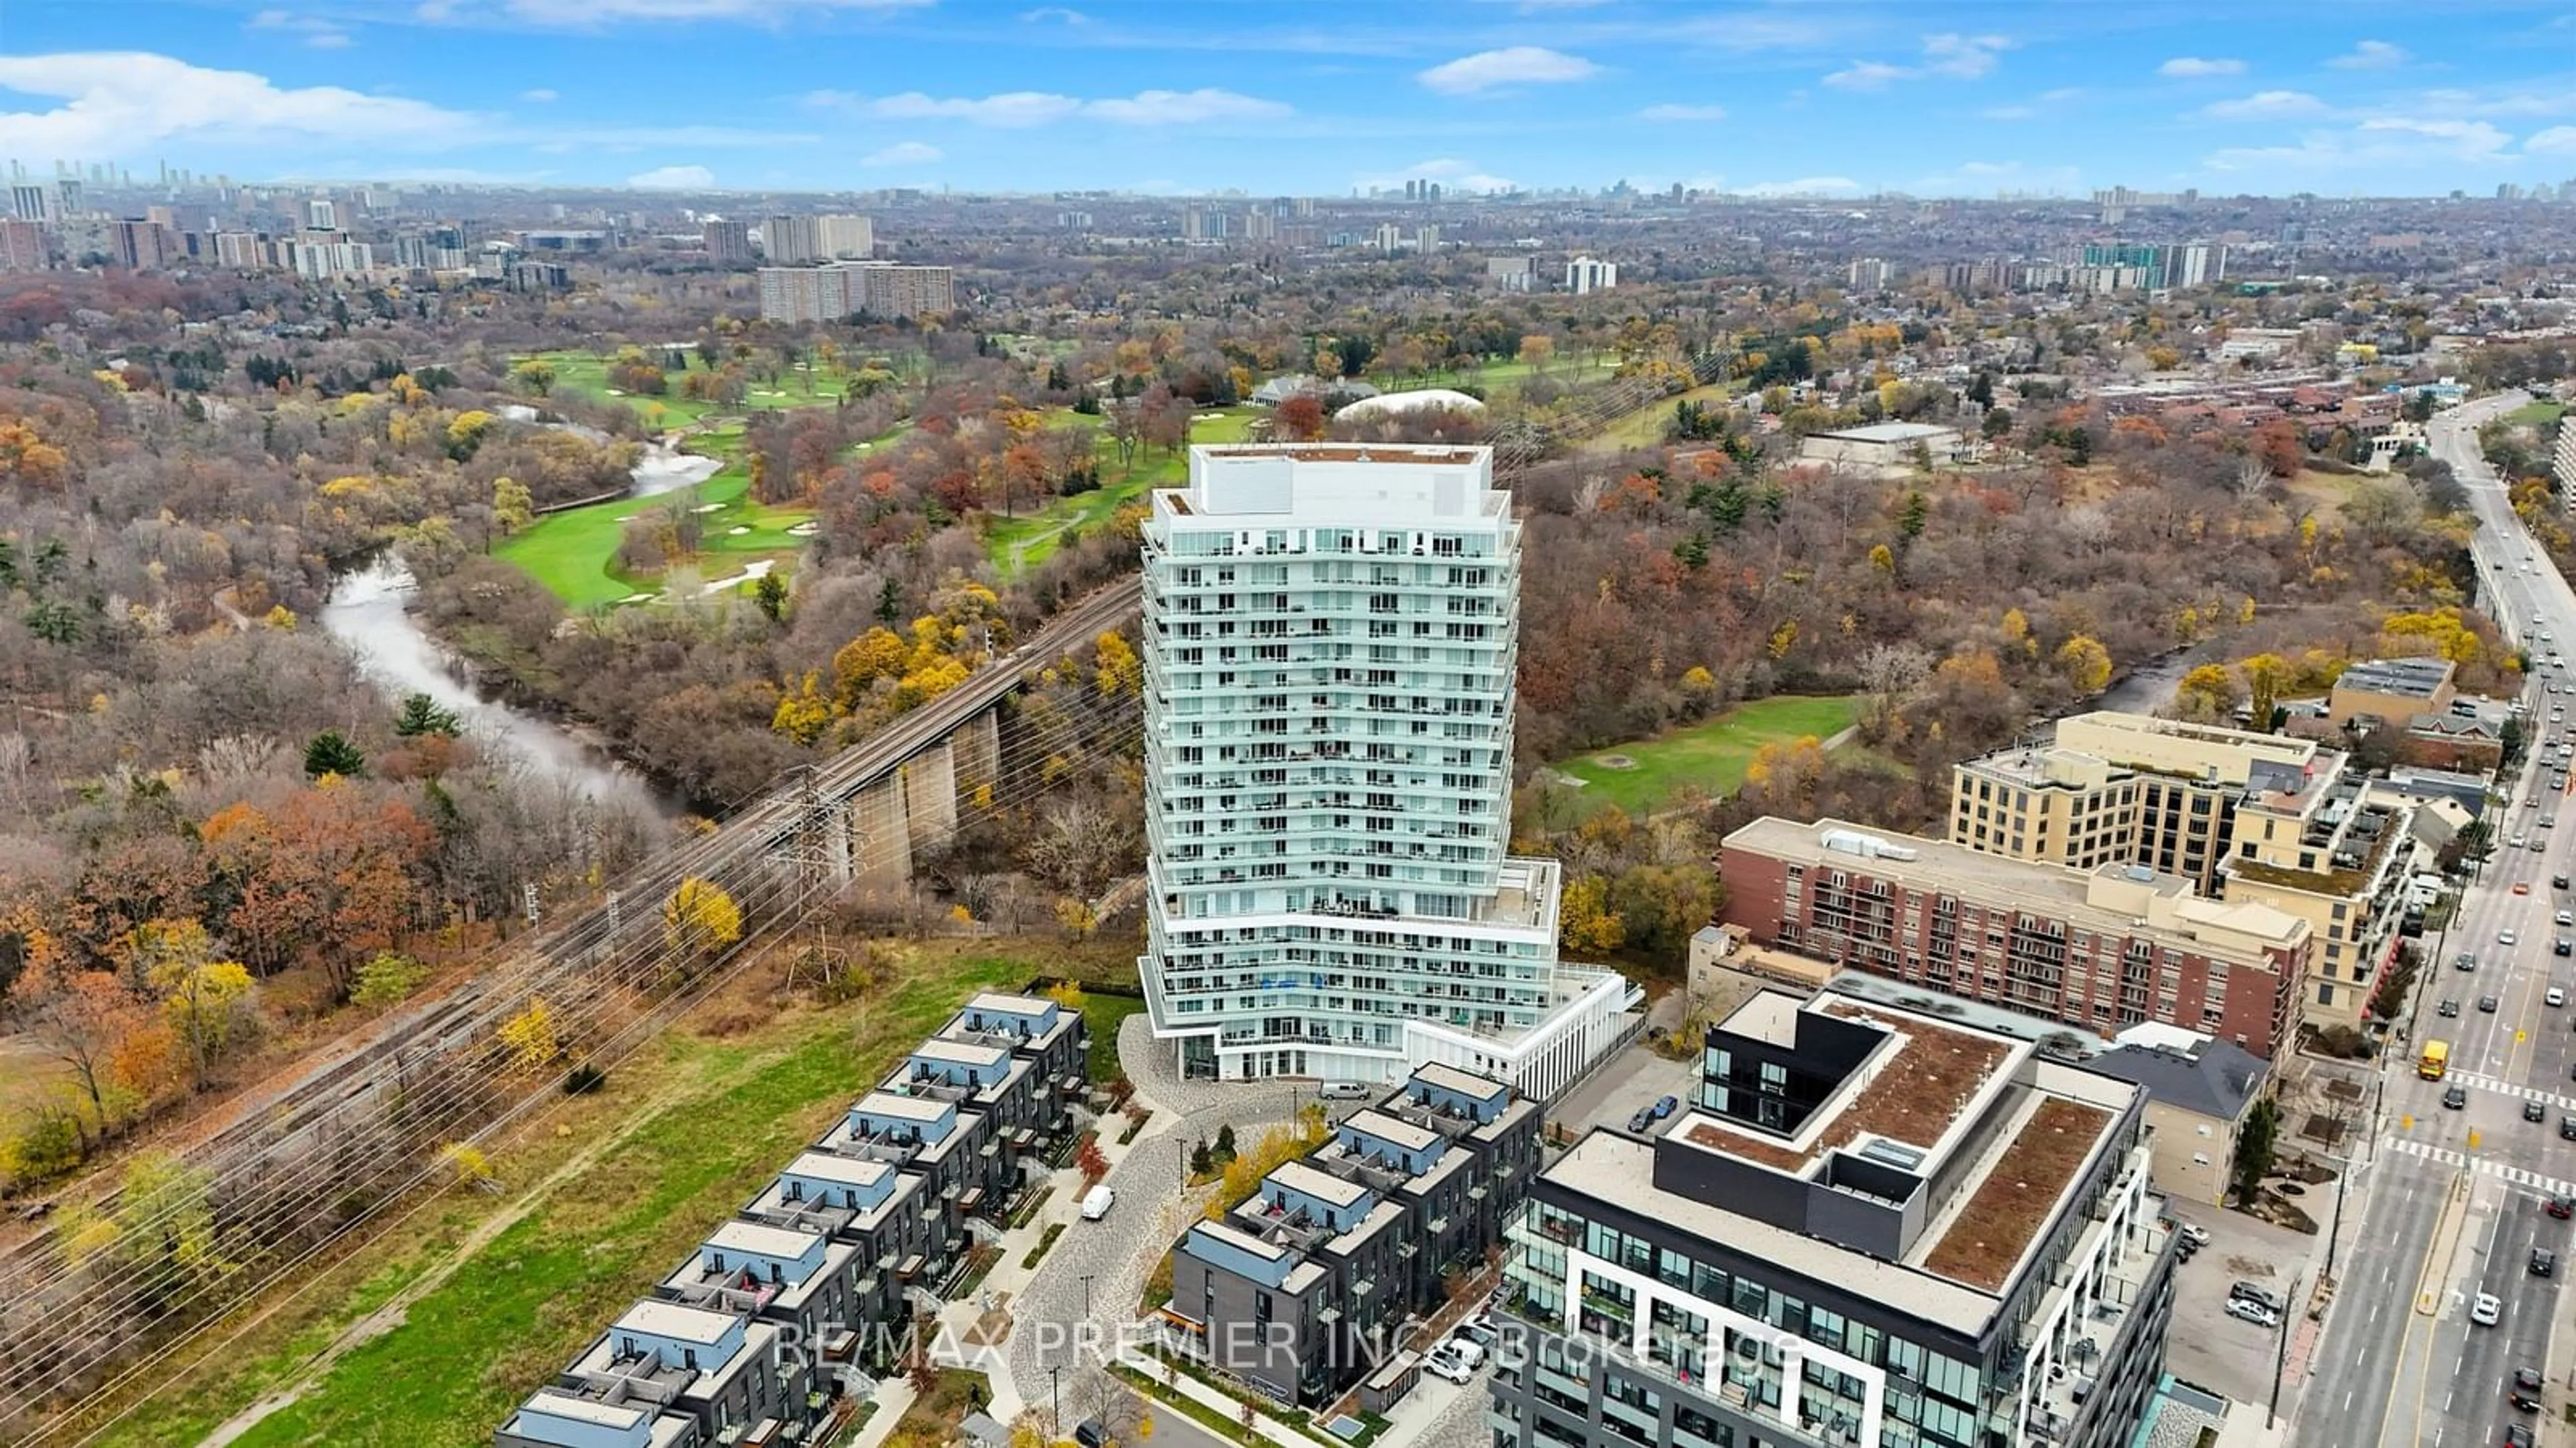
left=2296, top=390, right=2576, bottom=1448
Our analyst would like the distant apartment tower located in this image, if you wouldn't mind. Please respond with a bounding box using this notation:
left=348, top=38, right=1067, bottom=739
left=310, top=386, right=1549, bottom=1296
left=1486, top=255, right=1541, bottom=291
left=1136, top=443, right=1639, bottom=1092
left=107, top=219, right=171, bottom=271
left=1847, top=256, right=1894, bottom=291
left=2171, top=242, right=2228, bottom=287
left=701, top=219, right=753, bottom=266
left=1564, top=256, right=1617, bottom=293
left=307, top=197, right=337, bottom=231
left=9, top=183, right=50, bottom=224
left=755, top=262, right=953, bottom=324
left=0, top=221, right=47, bottom=272
left=763, top=213, right=873, bottom=263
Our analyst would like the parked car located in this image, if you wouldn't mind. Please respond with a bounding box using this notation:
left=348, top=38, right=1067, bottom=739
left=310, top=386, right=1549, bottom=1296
left=2518, top=1367, right=2546, bottom=1393
left=2508, top=1422, right=2536, bottom=1447
left=1653, top=1094, right=1680, bottom=1119
left=1424, top=1344, right=1474, bottom=1384
left=1454, top=1319, right=1499, bottom=1350
left=2223, top=1298, right=2281, bottom=1329
left=2473, top=1292, right=2504, bottom=1327
left=1627, top=1108, right=1655, bottom=1133
left=1318, top=1082, right=1375, bottom=1100
left=2229, top=1282, right=2284, bottom=1314
left=2176, top=1223, right=2211, bottom=1248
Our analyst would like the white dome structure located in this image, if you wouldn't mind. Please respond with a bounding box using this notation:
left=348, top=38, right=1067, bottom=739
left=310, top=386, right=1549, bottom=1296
left=1333, top=387, right=1488, bottom=423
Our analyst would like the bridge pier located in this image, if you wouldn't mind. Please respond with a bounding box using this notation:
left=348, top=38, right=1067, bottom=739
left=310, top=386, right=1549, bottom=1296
left=852, top=774, right=912, bottom=894
left=904, top=741, right=959, bottom=851
left=952, top=707, right=1000, bottom=809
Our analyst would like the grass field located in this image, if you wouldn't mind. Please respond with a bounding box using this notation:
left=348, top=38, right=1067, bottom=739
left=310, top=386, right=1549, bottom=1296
left=1544, top=694, right=1863, bottom=819
left=1586, top=380, right=1735, bottom=454
left=496, top=437, right=812, bottom=609
left=2508, top=399, right=2568, bottom=428
left=1409, top=355, right=1615, bottom=397
left=522, top=348, right=877, bottom=433
left=75, top=939, right=1138, bottom=1448
left=985, top=405, right=1259, bottom=575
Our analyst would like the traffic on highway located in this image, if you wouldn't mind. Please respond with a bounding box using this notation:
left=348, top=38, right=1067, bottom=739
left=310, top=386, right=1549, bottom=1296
left=2300, top=392, right=2576, bottom=1448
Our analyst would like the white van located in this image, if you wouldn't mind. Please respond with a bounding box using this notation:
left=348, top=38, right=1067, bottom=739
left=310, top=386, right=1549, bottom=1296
left=1080, top=1184, right=1116, bottom=1221
left=1319, top=1082, right=1375, bottom=1100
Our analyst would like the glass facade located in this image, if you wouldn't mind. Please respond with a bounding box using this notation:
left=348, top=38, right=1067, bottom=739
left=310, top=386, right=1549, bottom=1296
left=1140, top=449, right=1572, bottom=1080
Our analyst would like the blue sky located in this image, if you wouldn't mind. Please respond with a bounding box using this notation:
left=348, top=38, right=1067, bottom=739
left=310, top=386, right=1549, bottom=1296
left=5, top=1, right=2576, bottom=197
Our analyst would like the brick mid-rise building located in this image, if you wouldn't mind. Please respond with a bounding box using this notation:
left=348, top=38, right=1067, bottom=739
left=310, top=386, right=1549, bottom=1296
left=1719, top=817, right=2313, bottom=1057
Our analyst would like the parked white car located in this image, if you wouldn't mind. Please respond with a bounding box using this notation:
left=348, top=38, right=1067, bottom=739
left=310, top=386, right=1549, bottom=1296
left=2224, top=1298, right=2281, bottom=1329
left=1424, top=1344, right=1474, bottom=1384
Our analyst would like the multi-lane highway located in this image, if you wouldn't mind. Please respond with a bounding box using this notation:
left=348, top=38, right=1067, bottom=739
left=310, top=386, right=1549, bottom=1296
left=2298, top=391, right=2576, bottom=1448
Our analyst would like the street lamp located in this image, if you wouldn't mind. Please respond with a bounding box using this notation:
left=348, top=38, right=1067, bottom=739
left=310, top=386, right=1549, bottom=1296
left=1081, top=1272, right=1095, bottom=1323
left=1050, top=1363, right=1063, bottom=1438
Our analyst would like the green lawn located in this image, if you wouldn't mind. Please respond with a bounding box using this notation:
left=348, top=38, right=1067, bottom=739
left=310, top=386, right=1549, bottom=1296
left=516, top=348, right=887, bottom=433
left=1544, top=695, right=1864, bottom=819
left=1405, top=355, right=1616, bottom=397
left=985, top=405, right=1259, bottom=575
left=496, top=430, right=812, bottom=609
left=83, top=947, right=1116, bottom=1448
left=1585, top=380, right=1735, bottom=454
left=2508, top=399, right=2567, bottom=428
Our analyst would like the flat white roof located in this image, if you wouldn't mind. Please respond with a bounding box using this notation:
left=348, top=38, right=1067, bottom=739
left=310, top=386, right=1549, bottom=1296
left=964, top=990, right=1057, bottom=1015
left=614, top=1300, right=736, bottom=1345
left=912, top=1037, right=1012, bottom=1066
left=523, top=1390, right=647, bottom=1429
left=1811, top=421, right=1957, bottom=442
left=785, top=1151, right=892, bottom=1186
left=707, top=1220, right=818, bottom=1258
left=856, top=1090, right=948, bottom=1120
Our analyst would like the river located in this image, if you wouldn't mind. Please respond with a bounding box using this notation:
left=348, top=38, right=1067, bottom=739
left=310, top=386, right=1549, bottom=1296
left=315, top=419, right=714, bottom=817
left=319, top=557, right=678, bottom=817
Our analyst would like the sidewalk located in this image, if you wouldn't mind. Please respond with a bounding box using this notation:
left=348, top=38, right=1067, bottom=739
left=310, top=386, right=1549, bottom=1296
left=1116, top=1347, right=1313, bottom=1448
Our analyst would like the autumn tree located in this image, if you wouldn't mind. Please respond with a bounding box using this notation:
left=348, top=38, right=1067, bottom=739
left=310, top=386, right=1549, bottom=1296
left=499, top=998, right=561, bottom=1073
left=8, top=949, right=143, bottom=1147
left=2055, top=635, right=2113, bottom=694
left=663, top=877, right=745, bottom=964
left=1558, top=874, right=1627, bottom=956
left=511, top=358, right=557, bottom=397
left=2240, top=652, right=2292, bottom=725
left=2253, top=419, right=2306, bottom=479
left=152, top=954, right=258, bottom=1092
left=1274, top=393, right=1326, bottom=442
left=2176, top=664, right=2242, bottom=721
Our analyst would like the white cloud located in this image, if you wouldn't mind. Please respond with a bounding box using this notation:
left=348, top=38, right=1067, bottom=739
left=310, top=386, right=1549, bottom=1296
left=1087, top=89, right=1292, bottom=123
left=2529, top=125, right=2576, bottom=154
left=521, top=87, right=559, bottom=102
left=248, top=9, right=354, bottom=48
left=1911, top=159, right=2081, bottom=193
left=1920, top=33, right=2010, bottom=79
left=2328, top=40, right=2410, bottom=70
left=2200, top=113, right=2515, bottom=181
left=1823, top=60, right=1907, bottom=91
left=0, top=52, right=480, bottom=156
left=1417, top=46, right=1603, bottom=95
left=1637, top=103, right=1726, bottom=122
left=861, top=140, right=942, bottom=166
left=627, top=164, right=715, bottom=188
left=1018, top=6, right=1087, bottom=21
left=1826, top=32, right=2010, bottom=89
left=810, top=87, right=1288, bottom=127
left=1355, top=156, right=1519, bottom=194
left=2158, top=56, right=2244, bottom=78
left=496, top=0, right=927, bottom=21
left=1731, top=176, right=1863, bottom=197
left=2200, top=89, right=2328, bottom=120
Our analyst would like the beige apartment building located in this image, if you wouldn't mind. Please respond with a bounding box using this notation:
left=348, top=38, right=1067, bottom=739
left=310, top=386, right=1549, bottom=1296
left=1951, top=711, right=2416, bottom=1031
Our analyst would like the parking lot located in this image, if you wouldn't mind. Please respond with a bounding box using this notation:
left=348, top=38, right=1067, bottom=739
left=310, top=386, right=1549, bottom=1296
left=1550, top=1040, right=1701, bottom=1139
left=2162, top=1198, right=2318, bottom=1404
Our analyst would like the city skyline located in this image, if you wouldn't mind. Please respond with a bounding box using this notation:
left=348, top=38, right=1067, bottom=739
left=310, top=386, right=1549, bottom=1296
left=5, top=2, right=2576, bottom=198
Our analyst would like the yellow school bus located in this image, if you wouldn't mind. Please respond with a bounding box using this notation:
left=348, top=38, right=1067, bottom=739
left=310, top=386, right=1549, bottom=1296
left=2420, top=1039, right=2451, bottom=1080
